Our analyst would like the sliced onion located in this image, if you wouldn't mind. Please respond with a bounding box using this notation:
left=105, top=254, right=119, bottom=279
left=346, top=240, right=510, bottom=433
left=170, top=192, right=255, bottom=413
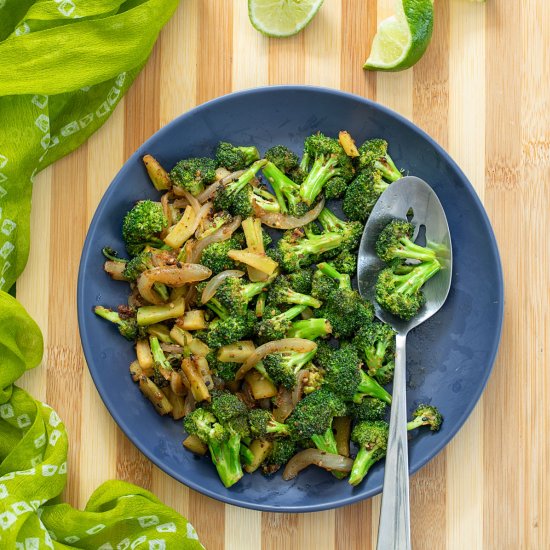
left=197, top=170, right=245, bottom=203
left=274, top=387, right=294, bottom=422
left=182, top=189, right=201, bottom=214
left=188, top=215, right=242, bottom=263
left=255, top=197, right=325, bottom=229
left=201, top=270, right=245, bottom=304
left=160, top=191, right=174, bottom=226
left=160, top=343, right=184, bottom=354
left=104, top=260, right=127, bottom=281
left=235, top=338, right=316, bottom=380
left=282, top=449, right=354, bottom=481
left=292, top=370, right=307, bottom=406
left=184, top=285, right=197, bottom=307
left=178, top=202, right=212, bottom=246
left=137, top=264, right=212, bottom=304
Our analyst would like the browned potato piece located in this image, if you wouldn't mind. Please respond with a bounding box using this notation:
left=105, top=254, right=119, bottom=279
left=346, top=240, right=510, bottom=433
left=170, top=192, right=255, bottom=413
left=333, top=416, right=352, bottom=457
left=181, top=357, right=210, bottom=402
left=188, top=337, right=210, bottom=357
left=164, top=206, right=196, bottom=248
left=338, top=131, right=359, bottom=158
left=183, top=434, right=208, bottom=455
left=170, top=371, right=187, bottom=396
left=136, top=339, right=154, bottom=376
left=143, top=154, right=171, bottom=191
left=169, top=325, right=190, bottom=347
left=179, top=310, right=207, bottom=330
left=162, top=387, right=186, bottom=420
left=193, top=355, right=215, bottom=392
left=227, top=250, right=278, bottom=275
left=244, top=439, right=273, bottom=473
left=245, top=370, right=278, bottom=400
left=139, top=376, right=173, bottom=415
left=217, top=341, right=256, bottom=363
left=129, top=361, right=142, bottom=382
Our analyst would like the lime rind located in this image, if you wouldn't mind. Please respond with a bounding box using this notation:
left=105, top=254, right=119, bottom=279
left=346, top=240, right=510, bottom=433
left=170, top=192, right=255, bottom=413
left=248, top=0, right=325, bottom=38
left=364, top=0, right=434, bottom=72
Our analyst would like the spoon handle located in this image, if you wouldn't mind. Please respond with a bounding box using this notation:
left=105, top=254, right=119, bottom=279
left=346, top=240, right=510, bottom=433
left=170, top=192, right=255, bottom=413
left=376, top=332, right=411, bottom=550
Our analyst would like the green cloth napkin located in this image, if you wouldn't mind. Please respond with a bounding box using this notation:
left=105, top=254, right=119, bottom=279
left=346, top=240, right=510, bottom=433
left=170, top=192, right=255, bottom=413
left=0, top=1, right=204, bottom=547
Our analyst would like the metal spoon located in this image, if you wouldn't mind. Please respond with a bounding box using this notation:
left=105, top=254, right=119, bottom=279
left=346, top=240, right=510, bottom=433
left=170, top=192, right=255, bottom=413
left=356, top=176, right=453, bottom=550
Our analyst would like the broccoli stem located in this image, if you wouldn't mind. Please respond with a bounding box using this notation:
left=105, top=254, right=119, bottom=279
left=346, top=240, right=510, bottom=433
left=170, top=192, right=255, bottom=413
left=102, top=247, right=126, bottom=262
left=317, top=208, right=345, bottom=232
left=299, top=152, right=310, bottom=172
left=208, top=434, right=243, bottom=488
left=294, top=233, right=344, bottom=257
left=205, top=298, right=230, bottom=320
left=262, top=161, right=301, bottom=214
left=348, top=446, right=380, bottom=486
left=239, top=443, right=255, bottom=466
left=224, top=159, right=267, bottom=197
left=364, top=341, right=391, bottom=373
left=94, top=306, right=123, bottom=325
left=150, top=336, right=172, bottom=372
left=253, top=188, right=280, bottom=212
left=316, top=262, right=351, bottom=290
left=300, top=155, right=339, bottom=205
left=394, top=260, right=441, bottom=296
left=255, top=292, right=266, bottom=317
left=287, top=318, right=331, bottom=340
left=392, top=237, right=437, bottom=262
left=375, top=154, right=401, bottom=182
left=354, top=371, right=392, bottom=405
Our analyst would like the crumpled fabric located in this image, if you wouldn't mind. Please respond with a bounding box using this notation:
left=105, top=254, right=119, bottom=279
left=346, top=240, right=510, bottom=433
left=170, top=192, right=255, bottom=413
left=0, top=1, right=204, bottom=547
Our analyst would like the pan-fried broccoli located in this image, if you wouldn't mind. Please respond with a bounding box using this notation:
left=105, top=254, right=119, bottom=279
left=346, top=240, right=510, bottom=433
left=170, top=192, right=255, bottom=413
left=122, top=200, right=168, bottom=255
left=170, top=157, right=217, bottom=196
left=357, top=139, right=401, bottom=182
left=407, top=404, right=443, bottom=432
left=348, top=420, right=389, bottom=486
left=215, top=141, right=260, bottom=171
left=375, top=219, right=437, bottom=263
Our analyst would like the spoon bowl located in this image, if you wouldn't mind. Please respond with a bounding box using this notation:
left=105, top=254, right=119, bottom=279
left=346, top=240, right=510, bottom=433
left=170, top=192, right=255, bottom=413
left=357, top=176, right=452, bottom=550
left=358, top=176, right=453, bottom=334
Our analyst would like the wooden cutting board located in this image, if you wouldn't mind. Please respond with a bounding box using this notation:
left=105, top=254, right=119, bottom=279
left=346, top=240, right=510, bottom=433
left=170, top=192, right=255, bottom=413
left=18, top=1, right=549, bottom=548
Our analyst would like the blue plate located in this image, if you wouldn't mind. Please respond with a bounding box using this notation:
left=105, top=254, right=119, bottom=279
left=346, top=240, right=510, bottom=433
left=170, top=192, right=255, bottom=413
left=77, top=86, right=503, bottom=513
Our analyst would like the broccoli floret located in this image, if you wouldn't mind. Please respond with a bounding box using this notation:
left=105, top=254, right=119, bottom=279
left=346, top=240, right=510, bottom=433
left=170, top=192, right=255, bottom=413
left=213, top=159, right=267, bottom=213
left=198, top=211, right=234, bottom=240
left=254, top=304, right=307, bottom=343
left=317, top=208, right=363, bottom=251
left=286, top=318, right=332, bottom=340
left=314, top=344, right=363, bottom=401
left=267, top=277, right=322, bottom=309
left=122, top=250, right=155, bottom=281
left=216, top=276, right=272, bottom=315
left=349, top=420, right=389, bottom=486
left=199, top=300, right=256, bottom=348
left=353, top=321, right=396, bottom=385
left=249, top=409, right=291, bottom=438
left=299, top=133, right=355, bottom=205
left=210, top=390, right=248, bottom=424
left=311, top=268, right=340, bottom=299
left=170, top=157, right=216, bottom=196
left=407, top=404, right=443, bottom=432
left=375, top=260, right=441, bottom=320
left=264, top=145, right=300, bottom=173
left=342, top=169, right=389, bottom=223
left=357, top=139, right=401, bottom=182
left=263, top=348, right=317, bottom=389
left=347, top=398, right=388, bottom=422
left=324, top=176, right=348, bottom=200
left=302, top=364, right=325, bottom=395
left=328, top=248, right=357, bottom=274
left=262, top=438, right=297, bottom=474
left=230, top=184, right=281, bottom=219
left=200, top=236, right=243, bottom=274
left=273, top=228, right=343, bottom=272
left=184, top=408, right=242, bottom=488
left=375, top=219, right=437, bottom=263
left=206, top=352, right=239, bottom=382
left=215, top=141, right=260, bottom=171
left=286, top=388, right=346, bottom=439
left=94, top=306, right=139, bottom=341
left=313, top=263, right=374, bottom=339
left=283, top=268, right=314, bottom=295
left=262, top=161, right=310, bottom=216
left=122, top=200, right=168, bottom=256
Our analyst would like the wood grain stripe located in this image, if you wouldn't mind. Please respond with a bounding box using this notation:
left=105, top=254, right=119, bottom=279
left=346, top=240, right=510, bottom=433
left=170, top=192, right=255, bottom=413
left=408, top=2, right=450, bottom=548
left=197, top=0, right=233, bottom=104
left=483, top=1, right=523, bottom=547
left=18, top=166, right=52, bottom=404
left=268, top=34, right=305, bottom=85
left=48, top=148, right=88, bottom=505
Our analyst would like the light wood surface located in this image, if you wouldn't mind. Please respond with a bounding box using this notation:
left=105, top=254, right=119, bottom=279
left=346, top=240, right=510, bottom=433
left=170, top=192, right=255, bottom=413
left=17, top=1, right=549, bottom=548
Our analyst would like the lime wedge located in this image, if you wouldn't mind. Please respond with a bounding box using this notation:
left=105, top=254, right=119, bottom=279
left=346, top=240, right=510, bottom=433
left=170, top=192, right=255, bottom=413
left=248, top=0, right=325, bottom=38
left=364, top=0, right=434, bottom=71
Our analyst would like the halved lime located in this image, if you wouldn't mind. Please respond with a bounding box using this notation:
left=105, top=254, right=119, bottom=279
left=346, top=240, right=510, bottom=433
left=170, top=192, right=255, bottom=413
left=248, top=0, right=325, bottom=38
left=364, top=0, right=434, bottom=72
